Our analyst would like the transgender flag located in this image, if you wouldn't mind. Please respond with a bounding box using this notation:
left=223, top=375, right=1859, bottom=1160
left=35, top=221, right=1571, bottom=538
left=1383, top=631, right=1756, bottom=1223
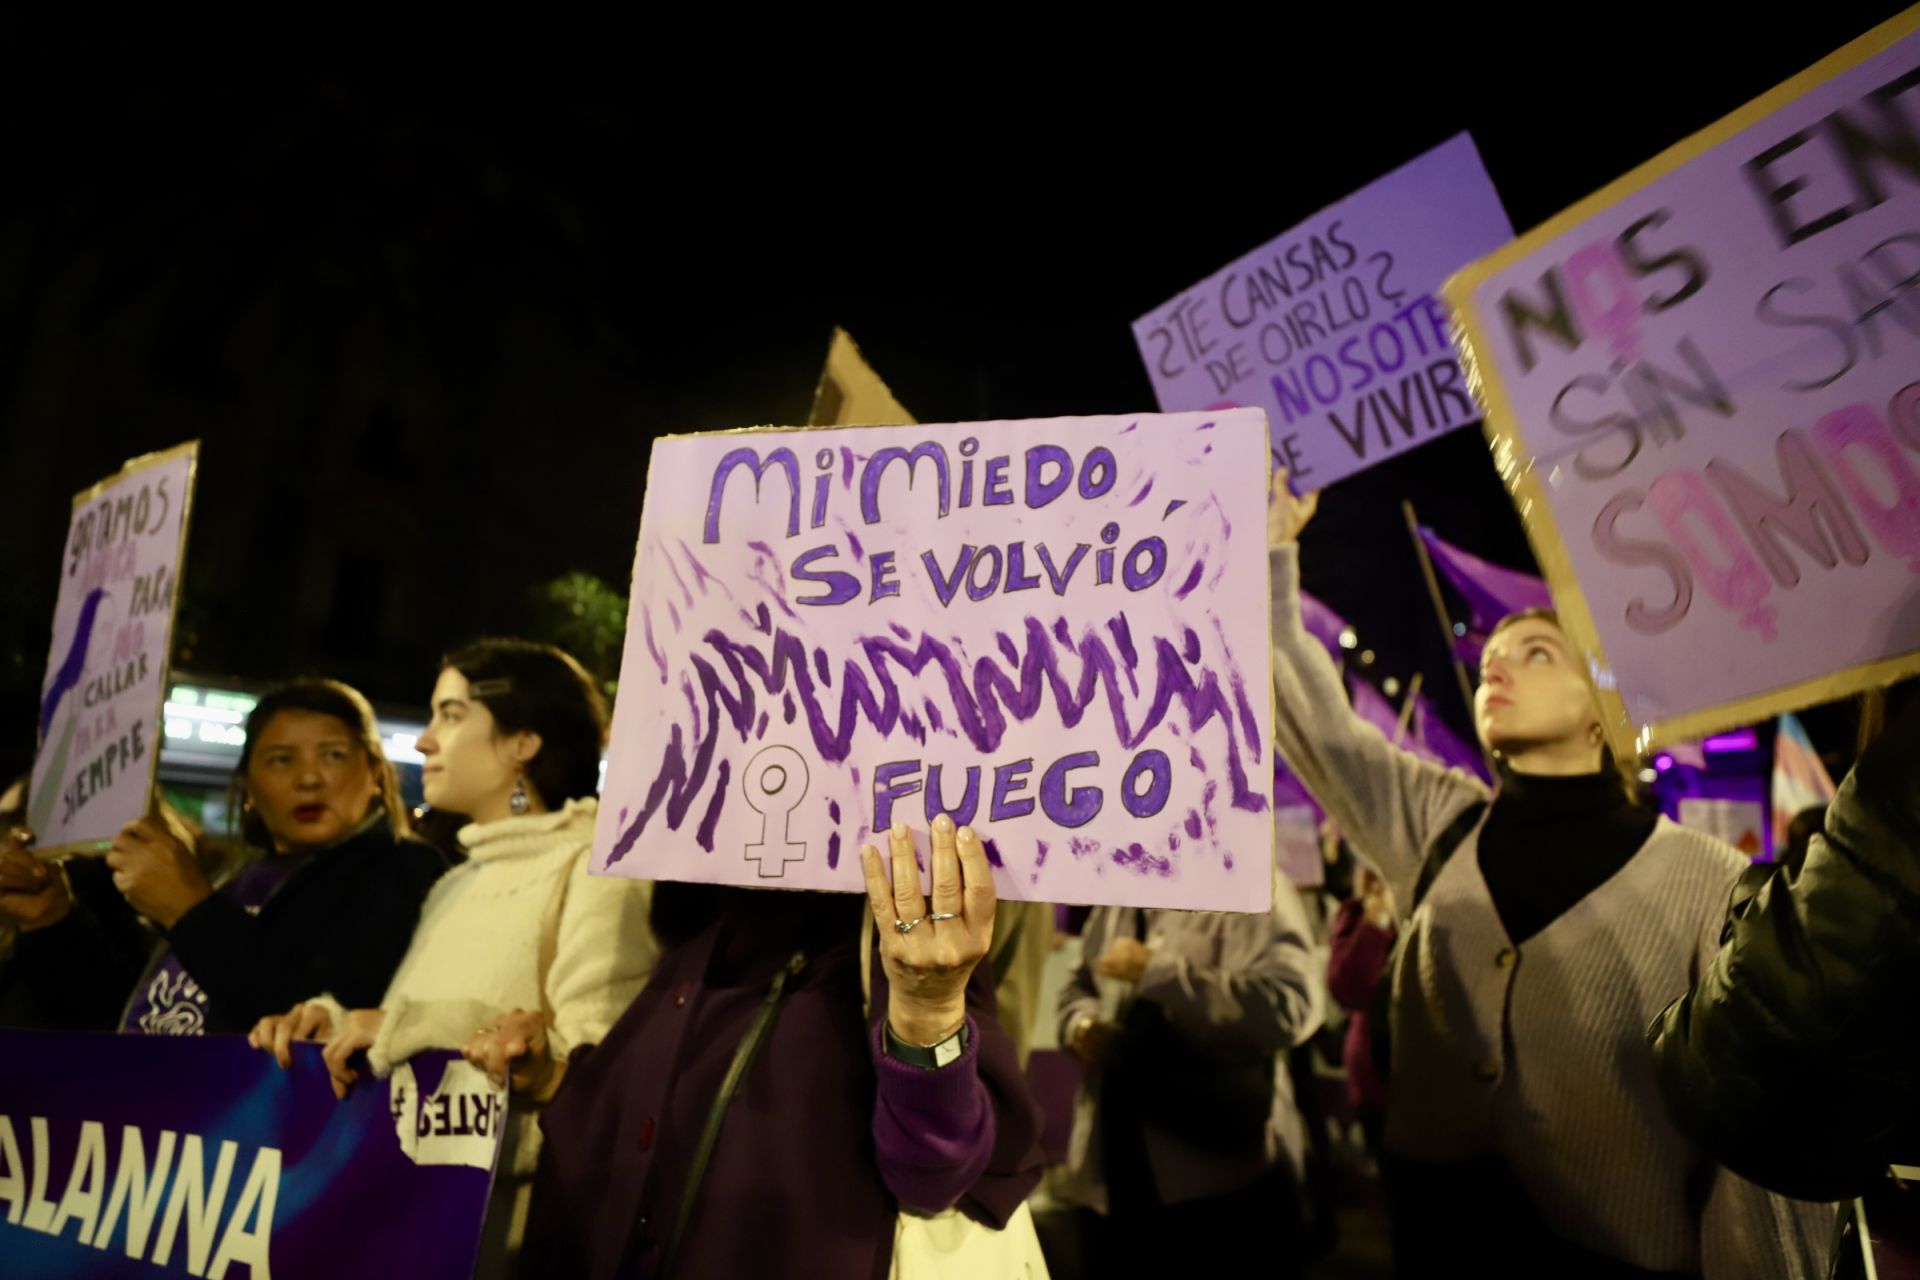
left=1418, top=527, right=1553, bottom=666
left=1771, top=712, right=1837, bottom=847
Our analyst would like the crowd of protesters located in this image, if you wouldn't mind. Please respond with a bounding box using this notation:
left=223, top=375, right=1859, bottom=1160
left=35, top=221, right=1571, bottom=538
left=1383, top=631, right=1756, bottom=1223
left=0, top=472, right=1911, bottom=1279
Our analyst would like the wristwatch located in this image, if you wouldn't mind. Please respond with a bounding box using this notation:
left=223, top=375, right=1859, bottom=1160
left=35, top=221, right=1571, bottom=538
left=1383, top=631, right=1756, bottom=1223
left=883, top=1019, right=970, bottom=1069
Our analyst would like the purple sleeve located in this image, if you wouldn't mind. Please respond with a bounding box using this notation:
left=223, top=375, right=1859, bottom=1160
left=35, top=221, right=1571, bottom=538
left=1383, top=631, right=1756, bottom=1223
left=869, top=1015, right=996, bottom=1214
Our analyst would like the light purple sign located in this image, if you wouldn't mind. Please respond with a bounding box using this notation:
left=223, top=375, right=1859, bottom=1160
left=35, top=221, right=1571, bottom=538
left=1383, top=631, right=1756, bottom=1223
left=592, top=411, right=1276, bottom=912
left=31, top=443, right=197, bottom=855
left=1134, top=134, right=1512, bottom=490
left=1446, top=20, right=1920, bottom=753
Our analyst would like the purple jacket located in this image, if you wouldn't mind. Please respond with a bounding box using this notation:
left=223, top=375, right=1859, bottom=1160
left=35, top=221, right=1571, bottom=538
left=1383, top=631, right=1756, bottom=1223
left=520, top=896, right=1044, bottom=1278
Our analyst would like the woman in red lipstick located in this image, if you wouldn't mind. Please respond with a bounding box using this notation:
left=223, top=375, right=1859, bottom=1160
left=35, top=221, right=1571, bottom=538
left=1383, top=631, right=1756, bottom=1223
left=1265, top=473, right=1830, bottom=1278
left=0, top=679, right=446, bottom=1037
left=250, top=639, right=658, bottom=1275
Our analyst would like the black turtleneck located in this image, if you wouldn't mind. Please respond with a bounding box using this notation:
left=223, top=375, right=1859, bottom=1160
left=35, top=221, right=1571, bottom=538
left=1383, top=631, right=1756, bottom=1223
left=1477, top=765, right=1659, bottom=945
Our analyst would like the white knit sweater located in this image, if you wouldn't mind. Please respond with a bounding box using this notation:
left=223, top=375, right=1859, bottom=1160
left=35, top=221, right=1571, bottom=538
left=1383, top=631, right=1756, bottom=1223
left=352, top=797, right=657, bottom=1074
left=1269, top=546, right=1829, bottom=1278
left=301, top=798, right=653, bottom=1275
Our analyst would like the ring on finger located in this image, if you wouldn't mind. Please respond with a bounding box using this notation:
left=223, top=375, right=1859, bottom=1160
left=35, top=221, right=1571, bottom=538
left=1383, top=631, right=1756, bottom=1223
left=928, top=912, right=960, bottom=922
left=894, top=917, right=924, bottom=934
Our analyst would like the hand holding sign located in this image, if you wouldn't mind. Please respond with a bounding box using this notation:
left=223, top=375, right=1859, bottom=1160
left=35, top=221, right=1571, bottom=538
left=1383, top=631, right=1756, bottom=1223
left=322, top=1007, right=386, bottom=1099
left=862, top=815, right=995, bottom=1046
left=1267, top=467, right=1319, bottom=550
left=462, top=1008, right=557, bottom=1096
left=105, top=815, right=211, bottom=927
left=250, top=1000, right=337, bottom=1069
left=0, top=832, right=71, bottom=932
left=1096, top=936, right=1151, bottom=984
left=592, top=410, right=1275, bottom=913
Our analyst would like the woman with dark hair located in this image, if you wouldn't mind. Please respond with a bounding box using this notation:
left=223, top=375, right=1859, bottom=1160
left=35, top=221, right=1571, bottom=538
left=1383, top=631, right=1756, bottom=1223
left=0, top=679, right=446, bottom=1034
left=1265, top=476, right=1828, bottom=1277
left=251, top=639, right=657, bottom=1275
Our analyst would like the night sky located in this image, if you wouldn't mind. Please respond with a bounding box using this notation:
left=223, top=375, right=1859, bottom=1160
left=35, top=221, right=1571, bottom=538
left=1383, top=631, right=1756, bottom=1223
left=1, top=8, right=1908, bottom=773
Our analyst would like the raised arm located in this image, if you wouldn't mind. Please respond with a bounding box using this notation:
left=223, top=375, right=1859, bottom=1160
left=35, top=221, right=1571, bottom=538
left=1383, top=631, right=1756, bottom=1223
left=1266, top=474, right=1486, bottom=909
left=862, top=818, right=1042, bottom=1218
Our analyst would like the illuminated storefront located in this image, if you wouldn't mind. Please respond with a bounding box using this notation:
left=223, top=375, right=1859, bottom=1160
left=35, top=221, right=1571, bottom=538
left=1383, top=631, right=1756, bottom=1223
left=157, top=678, right=426, bottom=837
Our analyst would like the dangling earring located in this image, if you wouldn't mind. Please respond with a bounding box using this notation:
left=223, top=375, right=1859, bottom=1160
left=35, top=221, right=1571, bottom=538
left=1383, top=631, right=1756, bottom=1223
left=509, top=772, right=530, bottom=815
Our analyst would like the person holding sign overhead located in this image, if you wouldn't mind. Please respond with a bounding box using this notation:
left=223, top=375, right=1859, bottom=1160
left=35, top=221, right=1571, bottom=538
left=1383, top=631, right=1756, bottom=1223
left=520, top=814, right=1045, bottom=1279
left=250, top=639, right=657, bottom=1276
left=1, top=679, right=445, bottom=1036
left=1264, top=473, right=1830, bottom=1277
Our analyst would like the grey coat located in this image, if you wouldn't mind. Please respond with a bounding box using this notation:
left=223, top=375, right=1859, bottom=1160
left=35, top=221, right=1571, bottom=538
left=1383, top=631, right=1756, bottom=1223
left=1054, top=865, right=1324, bottom=1213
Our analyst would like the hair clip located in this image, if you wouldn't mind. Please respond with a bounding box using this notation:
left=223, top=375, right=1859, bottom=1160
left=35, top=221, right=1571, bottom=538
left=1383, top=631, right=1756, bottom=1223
left=468, top=678, right=514, bottom=698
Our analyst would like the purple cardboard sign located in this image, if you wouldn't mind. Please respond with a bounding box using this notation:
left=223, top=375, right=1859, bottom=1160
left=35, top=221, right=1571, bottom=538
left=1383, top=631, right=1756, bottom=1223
left=1133, top=134, right=1512, bottom=491
left=1446, top=15, right=1920, bottom=756
left=591, top=410, right=1276, bottom=912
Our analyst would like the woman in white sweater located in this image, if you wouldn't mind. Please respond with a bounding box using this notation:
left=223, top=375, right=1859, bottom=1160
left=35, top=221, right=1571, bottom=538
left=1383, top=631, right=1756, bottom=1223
left=1266, top=478, right=1828, bottom=1278
left=250, top=639, right=657, bottom=1274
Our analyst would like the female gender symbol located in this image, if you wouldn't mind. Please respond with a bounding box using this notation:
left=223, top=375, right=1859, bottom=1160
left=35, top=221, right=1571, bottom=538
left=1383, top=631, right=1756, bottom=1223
left=742, top=744, right=810, bottom=878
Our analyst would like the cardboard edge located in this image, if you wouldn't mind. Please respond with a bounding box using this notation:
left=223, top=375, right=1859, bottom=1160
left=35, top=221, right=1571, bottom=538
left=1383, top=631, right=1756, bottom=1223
left=65, top=439, right=204, bottom=512
left=1441, top=13, right=1920, bottom=761
left=144, top=443, right=203, bottom=824
left=1445, top=8, right=1920, bottom=297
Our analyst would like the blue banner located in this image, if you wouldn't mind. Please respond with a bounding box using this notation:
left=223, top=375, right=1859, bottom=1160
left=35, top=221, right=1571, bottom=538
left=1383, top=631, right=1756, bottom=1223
left=0, top=1031, right=502, bottom=1278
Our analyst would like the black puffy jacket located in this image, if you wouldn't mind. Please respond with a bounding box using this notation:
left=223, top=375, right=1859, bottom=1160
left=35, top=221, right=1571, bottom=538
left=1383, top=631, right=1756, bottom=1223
left=1649, top=696, right=1920, bottom=1202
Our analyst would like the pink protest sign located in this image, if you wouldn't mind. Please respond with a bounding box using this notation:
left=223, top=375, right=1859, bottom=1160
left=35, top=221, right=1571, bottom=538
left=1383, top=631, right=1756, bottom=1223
left=1134, top=133, right=1512, bottom=491
left=591, top=411, right=1275, bottom=912
left=1446, top=13, right=1920, bottom=758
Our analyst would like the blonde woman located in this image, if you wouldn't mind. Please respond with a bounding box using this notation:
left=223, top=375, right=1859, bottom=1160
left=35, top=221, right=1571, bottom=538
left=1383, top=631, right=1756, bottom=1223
left=1266, top=475, right=1828, bottom=1278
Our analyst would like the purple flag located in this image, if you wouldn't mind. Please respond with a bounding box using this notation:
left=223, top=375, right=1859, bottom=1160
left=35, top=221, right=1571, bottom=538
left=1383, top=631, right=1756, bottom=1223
left=1279, top=589, right=1341, bottom=823
left=1273, top=754, right=1324, bottom=821
left=1418, top=526, right=1552, bottom=665
left=1349, top=675, right=1488, bottom=780
left=1298, top=588, right=1349, bottom=659
left=1348, top=674, right=1401, bottom=741
left=0, top=1033, right=501, bottom=1278
left=1409, top=690, right=1491, bottom=780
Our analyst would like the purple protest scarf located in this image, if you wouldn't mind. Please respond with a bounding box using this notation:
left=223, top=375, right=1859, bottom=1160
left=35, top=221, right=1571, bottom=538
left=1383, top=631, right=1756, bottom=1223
left=0, top=1033, right=502, bottom=1279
